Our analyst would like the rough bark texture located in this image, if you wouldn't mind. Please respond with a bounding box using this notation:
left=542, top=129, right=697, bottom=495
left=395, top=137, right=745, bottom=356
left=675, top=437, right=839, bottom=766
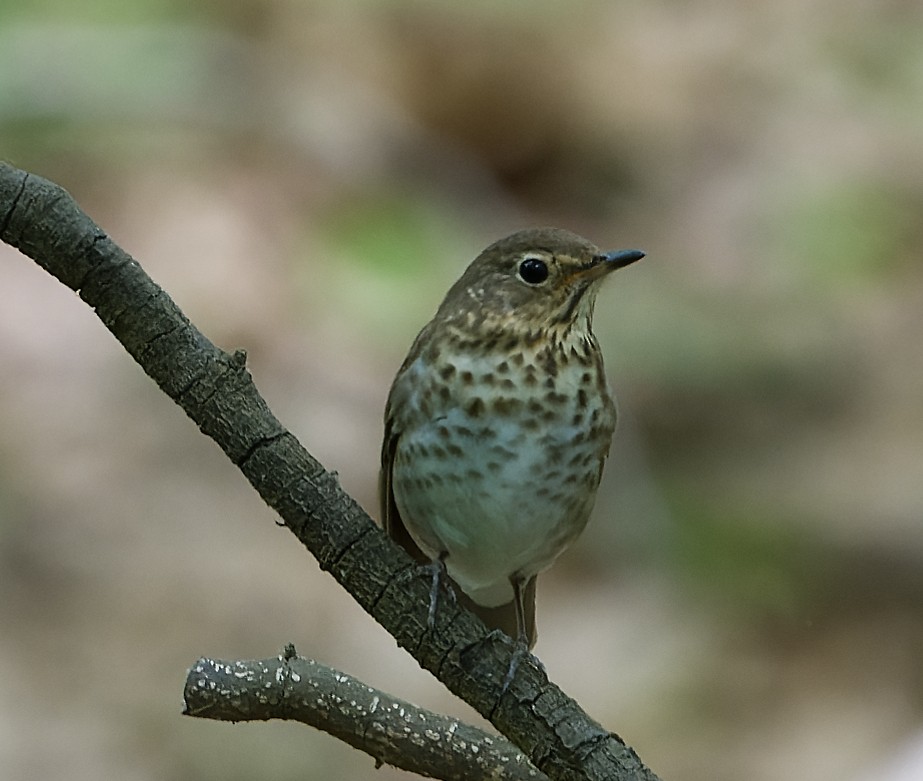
left=184, top=646, right=548, bottom=781
left=0, top=162, right=661, bottom=781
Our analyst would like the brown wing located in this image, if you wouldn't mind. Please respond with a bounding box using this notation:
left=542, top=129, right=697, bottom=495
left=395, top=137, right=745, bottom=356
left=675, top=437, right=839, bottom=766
left=379, top=413, right=537, bottom=648
left=379, top=414, right=429, bottom=565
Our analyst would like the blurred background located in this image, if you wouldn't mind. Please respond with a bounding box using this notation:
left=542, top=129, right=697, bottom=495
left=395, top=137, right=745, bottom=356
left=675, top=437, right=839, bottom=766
left=2, top=1, right=922, bottom=780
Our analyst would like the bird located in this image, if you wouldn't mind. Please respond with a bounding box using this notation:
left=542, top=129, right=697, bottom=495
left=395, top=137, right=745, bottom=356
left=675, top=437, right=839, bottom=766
left=379, top=227, right=643, bottom=680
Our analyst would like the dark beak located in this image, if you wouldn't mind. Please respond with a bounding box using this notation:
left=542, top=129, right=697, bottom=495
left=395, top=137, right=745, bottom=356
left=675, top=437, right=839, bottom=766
left=601, top=248, right=645, bottom=269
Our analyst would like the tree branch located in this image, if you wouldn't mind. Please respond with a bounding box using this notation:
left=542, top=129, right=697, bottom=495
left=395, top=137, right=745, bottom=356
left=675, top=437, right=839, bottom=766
left=0, top=162, right=661, bottom=781
left=184, top=645, right=548, bottom=781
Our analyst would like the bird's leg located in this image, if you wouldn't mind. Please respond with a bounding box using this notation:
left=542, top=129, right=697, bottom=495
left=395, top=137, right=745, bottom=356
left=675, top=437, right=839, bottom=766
left=426, top=551, right=455, bottom=628
left=500, top=575, right=540, bottom=695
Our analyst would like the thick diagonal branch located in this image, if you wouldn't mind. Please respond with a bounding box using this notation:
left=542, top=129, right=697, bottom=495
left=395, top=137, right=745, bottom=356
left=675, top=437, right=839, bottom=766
left=0, top=162, right=661, bottom=781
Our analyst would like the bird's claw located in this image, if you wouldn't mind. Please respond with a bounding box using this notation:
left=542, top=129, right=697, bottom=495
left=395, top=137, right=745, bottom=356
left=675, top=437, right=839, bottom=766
left=499, top=636, right=545, bottom=696
left=470, top=629, right=544, bottom=698
left=426, top=555, right=455, bottom=629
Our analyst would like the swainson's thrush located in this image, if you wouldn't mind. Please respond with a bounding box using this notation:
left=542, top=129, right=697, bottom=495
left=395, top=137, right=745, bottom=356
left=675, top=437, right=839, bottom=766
left=380, top=227, right=643, bottom=669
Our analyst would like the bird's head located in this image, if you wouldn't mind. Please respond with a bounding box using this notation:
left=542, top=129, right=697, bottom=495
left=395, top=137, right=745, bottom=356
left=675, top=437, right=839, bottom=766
left=436, top=227, right=644, bottom=338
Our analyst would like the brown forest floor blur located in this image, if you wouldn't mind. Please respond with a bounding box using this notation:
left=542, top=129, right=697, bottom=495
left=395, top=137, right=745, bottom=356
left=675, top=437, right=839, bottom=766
left=2, top=2, right=922, bottom=780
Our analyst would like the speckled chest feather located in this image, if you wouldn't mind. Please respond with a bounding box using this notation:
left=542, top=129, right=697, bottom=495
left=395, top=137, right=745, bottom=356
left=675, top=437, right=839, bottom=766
left=388, top=326, right=616, bottom=607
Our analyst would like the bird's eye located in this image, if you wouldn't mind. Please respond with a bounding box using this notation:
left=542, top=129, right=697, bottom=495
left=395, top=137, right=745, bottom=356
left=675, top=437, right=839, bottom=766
left=518, top=257, right=549, bottom=285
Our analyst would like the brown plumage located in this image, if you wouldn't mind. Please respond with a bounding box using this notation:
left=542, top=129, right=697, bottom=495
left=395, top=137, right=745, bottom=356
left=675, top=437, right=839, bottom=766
left=380, top=227, right=643, bottom=653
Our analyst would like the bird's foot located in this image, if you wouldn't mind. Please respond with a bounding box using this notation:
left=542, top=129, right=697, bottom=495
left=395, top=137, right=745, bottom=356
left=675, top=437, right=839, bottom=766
left=500, top=634, right=545, bottom=696
left=465, top=630, right=546, bottom=719
left=469, top=630, right=545, bottom=699
left=425, top=554, right=455, bottom=629
left=393, top=554, right=456, bottom=630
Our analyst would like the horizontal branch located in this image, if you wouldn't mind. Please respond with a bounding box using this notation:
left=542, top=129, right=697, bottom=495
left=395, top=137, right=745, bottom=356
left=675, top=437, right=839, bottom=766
left=0, top=162, right=661, bottom=781
left=184, top=646, right=547, bottom=781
